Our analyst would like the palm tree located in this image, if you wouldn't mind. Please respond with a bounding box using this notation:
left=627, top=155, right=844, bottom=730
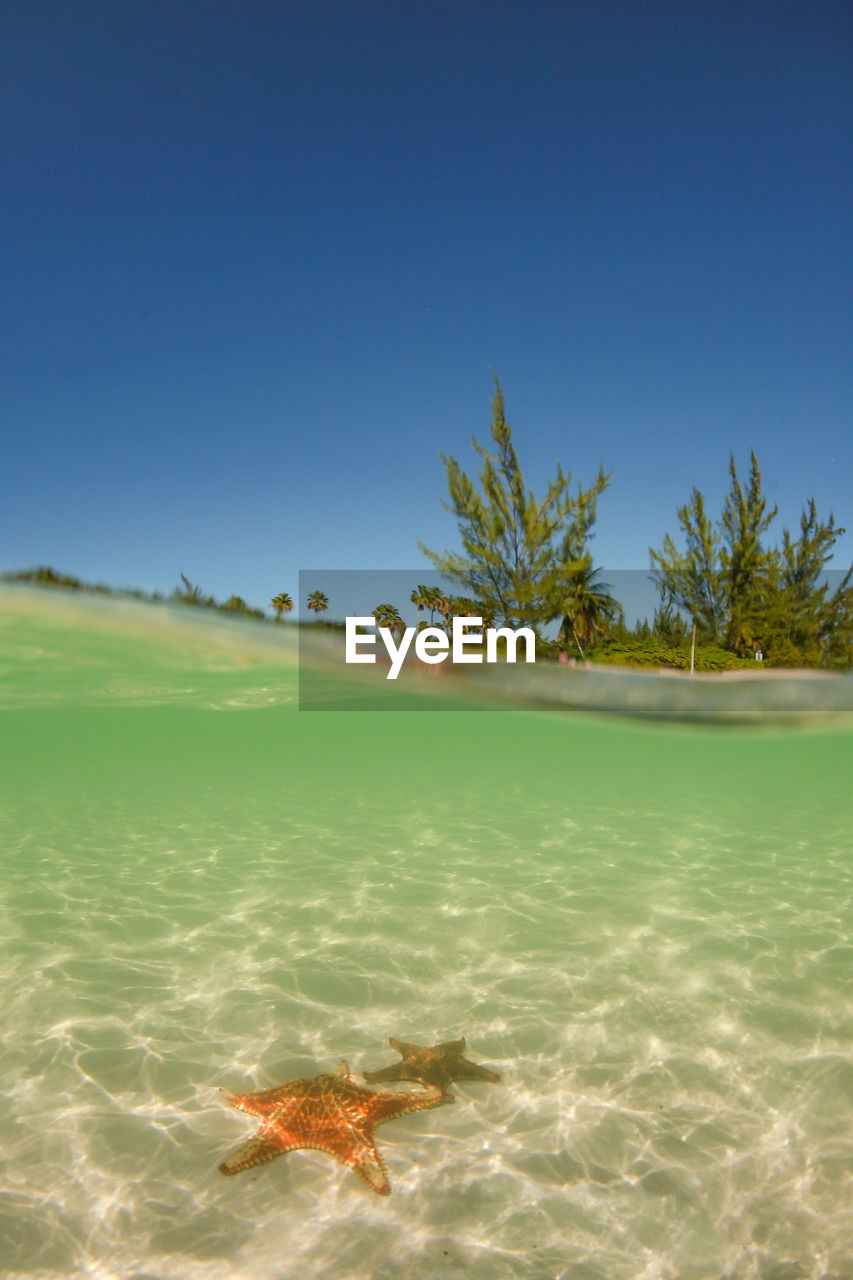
left=422, top=585, right=444, bottom=626
left=271, top=592, right=294, bottom=621
left=411, top=585, right=431, bottom=630
left=435, top=594, right=454, bottom=634
left=306, top=590, right=329, bottom=620
left=373, top=603, right=404, bottom=640
left=558, top=560, right=620, bottom=658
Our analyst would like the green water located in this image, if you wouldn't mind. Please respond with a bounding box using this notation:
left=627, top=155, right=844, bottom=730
left=1, top=588, right=852, bottom=1279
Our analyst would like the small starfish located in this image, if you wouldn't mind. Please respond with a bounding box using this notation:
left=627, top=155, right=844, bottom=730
left=362, top=1036, right=501, bottom=1096
left=218, top=1061, right=446, bottom=1195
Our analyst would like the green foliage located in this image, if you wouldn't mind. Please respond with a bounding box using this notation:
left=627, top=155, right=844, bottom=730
left=420, top=376, right=610, bottom=631
left=373, top=602, right=404, bottom=637
left=650, top=487, right=726, bottom=641
left=557, top=558, right=621, bottom=656
left=173, top=576, right=263, bottom=619
left=763, top=636, right=809, bottom=668
left=410, top=585, right=430, bottom=629
left=448, top=595, right=496, bottom=628
left=762, top=500, right=853, bottom=666
left=718, top=453, right=778, bottom=652
left=271, top=592, right=294, bottom=620
left=587, top=638, right=756, bottom=672
left=652, top=601, right=687, bottom=645
left=649, top=454, right=780, bottom=650
left=306, top=590, right=329, bottom=616
left=174, top=573, right=217, bottom=608
left=220, top=594, right=265, bottom=619
left=7, top=566, right=86, bottom=590
left=5, top=566, right=270, bottom=622
left=421, top=586, right=446, bottom=625
left=650, top=455, right=853, bottom=668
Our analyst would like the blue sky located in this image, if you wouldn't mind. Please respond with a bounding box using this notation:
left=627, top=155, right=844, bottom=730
left=3, top=0, right=851, bottom=617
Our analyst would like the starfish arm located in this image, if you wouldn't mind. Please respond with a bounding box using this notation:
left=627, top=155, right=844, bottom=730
left=219, top=1135, right=287, bottom=1176
left=362, top=1062, right=408, bottom=1085
left=388, top=1037, right=417, bottom=1054
left=265, top=1119, right=394, bottom=1196
left=347, top=1138, right=391, bottom=1195
left=219, top=1067, right=351, bottom=1118
left=365, top=1084, right=447, bottom=1124
left=454, top=1060, right=501, bottom=1083
left=219, top=1083, right=307, bottom=1118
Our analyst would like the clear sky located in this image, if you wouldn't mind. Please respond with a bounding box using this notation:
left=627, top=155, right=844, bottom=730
left=3, top=0, right=851, bottom=617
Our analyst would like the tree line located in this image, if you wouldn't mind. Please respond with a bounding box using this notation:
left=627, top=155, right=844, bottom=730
left=277, top=378, right=851, bottom=669
left=413, top=377, right=852, bottom=669
left=7, top=379, right=851, bottom=669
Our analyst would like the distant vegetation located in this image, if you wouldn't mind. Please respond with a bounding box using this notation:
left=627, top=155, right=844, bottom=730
left=4, top=381, right=851, bottom=670
left=2, top=566, right=342, bottom=632
left=4, top=565, right=142, bottom=597
left=2, top=566, right=272, bottom=622
left=270, top=592, right=294, bottom=621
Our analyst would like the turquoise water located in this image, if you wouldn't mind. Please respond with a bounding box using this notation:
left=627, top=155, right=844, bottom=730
left=1, top=588, right=852, bottom=1279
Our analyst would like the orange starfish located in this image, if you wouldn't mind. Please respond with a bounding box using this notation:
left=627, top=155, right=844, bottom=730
left=363, top=1036, right=501, bottom=1096
left=218, top=1061, right=446, bottom=1195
